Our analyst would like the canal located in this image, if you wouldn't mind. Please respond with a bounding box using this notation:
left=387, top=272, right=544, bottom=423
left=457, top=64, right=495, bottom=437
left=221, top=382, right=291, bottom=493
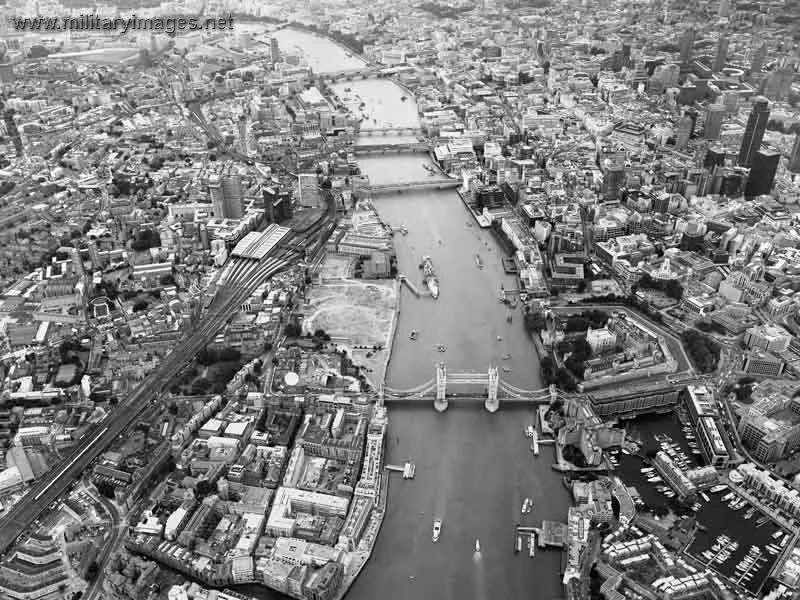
left=239, top=26, right=572, bottom=600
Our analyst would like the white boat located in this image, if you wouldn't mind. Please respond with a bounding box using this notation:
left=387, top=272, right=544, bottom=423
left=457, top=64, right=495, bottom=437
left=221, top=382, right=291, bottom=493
left=432, top=519, right=442, bottom=543
left=700, top=492, right=710, bottom=502
left=475, top=539, right=481, bottom=553
left=710, top=485, right=728, bottom=493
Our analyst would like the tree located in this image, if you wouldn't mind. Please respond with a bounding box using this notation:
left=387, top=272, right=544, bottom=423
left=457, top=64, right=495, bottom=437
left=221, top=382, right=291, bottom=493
left=96, top=480, right=116, bottom=499
left=284, top=323, right=301, bottom=337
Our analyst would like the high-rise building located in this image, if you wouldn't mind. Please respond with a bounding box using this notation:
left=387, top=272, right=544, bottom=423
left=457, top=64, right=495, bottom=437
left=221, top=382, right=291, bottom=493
left=788, top=134, right=800, bottom=173
left=704, top=104, right=725, bottom=140
left=738, top=96, right=770, bottom=167
left=269, top=38, right=281, bottom=64
left=0, top=63, right=14, bottom=84
left=750, top=43, right=767, bottom=74
left=263, top=185, right=293, bottom=223
left=208, top=174, right=244, bottom=219
left=675, top=113, right=693, bottom=150
left=704, top=146, right=727, bottom=171
left=745, top=149, right=780, bottom=197
left=221, top=175, right=244, bottom=219
left=679, top=28, right=696, bottom=66
left=712, top=37, right=728, bottom=73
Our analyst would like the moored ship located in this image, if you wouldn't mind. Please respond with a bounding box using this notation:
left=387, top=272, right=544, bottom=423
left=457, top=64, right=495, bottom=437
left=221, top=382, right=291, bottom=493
left=422, top=256, right=439, bottom=299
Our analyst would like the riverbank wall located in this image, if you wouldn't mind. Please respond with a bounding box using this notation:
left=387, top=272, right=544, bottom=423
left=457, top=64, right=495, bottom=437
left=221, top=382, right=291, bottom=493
left=383, top=277, right=402, bottom=383
left=334, top=472, right=391, bottom=600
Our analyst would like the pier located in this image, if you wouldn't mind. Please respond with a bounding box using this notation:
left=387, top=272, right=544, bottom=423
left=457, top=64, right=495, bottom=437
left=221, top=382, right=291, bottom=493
left=385, top=461, right=416, bottom=479
left=398, top=275, right=430, bottom=297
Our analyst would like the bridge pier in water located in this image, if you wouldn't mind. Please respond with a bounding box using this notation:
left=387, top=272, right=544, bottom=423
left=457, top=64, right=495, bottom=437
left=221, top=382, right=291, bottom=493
left=485, top=366, right=499, bottom=413
left=435, top=362, right=448, bottom=412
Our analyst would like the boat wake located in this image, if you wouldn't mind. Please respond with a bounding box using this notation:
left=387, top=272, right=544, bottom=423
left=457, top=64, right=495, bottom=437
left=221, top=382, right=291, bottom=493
left=472, top=545, right=488, bottom=600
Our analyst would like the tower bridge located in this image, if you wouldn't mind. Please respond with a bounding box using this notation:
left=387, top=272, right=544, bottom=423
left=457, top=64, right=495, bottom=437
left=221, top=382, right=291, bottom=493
left=380, top=363, right=560, bottom=412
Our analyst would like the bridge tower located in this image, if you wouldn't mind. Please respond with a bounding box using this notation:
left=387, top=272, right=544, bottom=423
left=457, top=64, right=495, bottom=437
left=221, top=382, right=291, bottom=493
left=434, top=362, right=448, bottom=412
left=549, top=384, right=558, bottom=404
left=377, top=383, right=385, bottom=407
left=485, top=366, right=500, bottom=413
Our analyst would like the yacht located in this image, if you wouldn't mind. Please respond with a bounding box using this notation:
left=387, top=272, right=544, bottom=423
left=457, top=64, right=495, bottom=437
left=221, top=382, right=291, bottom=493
left=475, top=539, right=481, bottom=553
left=432, top=520, right=442, bottom=543
left=710, top=485, right=728, bottom=493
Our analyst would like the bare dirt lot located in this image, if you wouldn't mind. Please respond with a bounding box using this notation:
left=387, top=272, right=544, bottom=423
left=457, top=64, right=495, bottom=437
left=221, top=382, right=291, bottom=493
left=304, top=279, right=397, bottom=386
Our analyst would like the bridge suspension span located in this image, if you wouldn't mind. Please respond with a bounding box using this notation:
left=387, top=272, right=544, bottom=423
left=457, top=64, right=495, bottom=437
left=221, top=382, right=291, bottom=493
left=380, top=363, right=554, bottom=412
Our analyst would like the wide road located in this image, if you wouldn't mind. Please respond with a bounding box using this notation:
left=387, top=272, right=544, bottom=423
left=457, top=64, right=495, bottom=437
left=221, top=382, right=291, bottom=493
left=0, top=259, right=291, bottom=555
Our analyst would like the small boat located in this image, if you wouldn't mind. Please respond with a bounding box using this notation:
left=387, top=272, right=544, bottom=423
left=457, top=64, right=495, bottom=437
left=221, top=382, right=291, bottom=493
left=475, top=539, right=481, bottom=553
left=496, top=335, right=502, bottom=341
left=507, top=313, right=513, bottom=323
left=432, top=519, right=442, bottom=543
left=401, top=96, right=407, bottom=102
left=436, top=344, right=447, bottom=352
left=503, top=353, right=512, bottom=360
left=502, top=366, right=512, bottom=373
left=409, top=575, right=415, bottom=580
left=409, top=330, right=418, bottom=340
left=476, top=254, right=484, bottom=269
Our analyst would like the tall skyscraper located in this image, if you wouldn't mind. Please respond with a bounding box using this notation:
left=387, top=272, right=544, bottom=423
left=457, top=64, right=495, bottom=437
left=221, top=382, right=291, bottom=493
left=750, top=43, right=767, bottom=74
left=675, top=112, right=694, bottom=150
left=269, top=38, right=281, bottom=65
left=221, top=175, right=244, bottom=219
left=738, top=96, right=770, bottom=167
left=680, top=28, right=696, bottom=66
left=208, top=174, right=244, bottom=220
left=713, top=37, right=728, bottom=73
left=745, top=149, right=781, bottom=197
left=788, top=134, right=800, bottom=174
left=704, top=104, right=725, bottom=140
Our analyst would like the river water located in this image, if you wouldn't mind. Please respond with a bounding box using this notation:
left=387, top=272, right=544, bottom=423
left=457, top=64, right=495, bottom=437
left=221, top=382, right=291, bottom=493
left=243, top=28, right=572, bottom=600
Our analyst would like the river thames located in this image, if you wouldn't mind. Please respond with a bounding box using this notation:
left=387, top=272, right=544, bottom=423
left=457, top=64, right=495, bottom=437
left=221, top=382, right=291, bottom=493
left=243, top=27, right=572, bottom=600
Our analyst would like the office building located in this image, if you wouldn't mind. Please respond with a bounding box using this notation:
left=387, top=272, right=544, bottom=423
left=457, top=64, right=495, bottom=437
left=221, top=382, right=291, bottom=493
left=745, top=149, right=780, bottom=197
left=744, top=323, right=792, bottom=353
left=739, top=393, right=800, bottom=462
left=0, top=64, right=14, bottom=84
left=704, top=146, right=727, bottom=170
left=675, top=113, right=693, bottom=150
left=750, top=43, right=767, bottom=74
left=788, top=134, right=800, bottom=173
left=263, top=185, right=293, bottom=224
left=704, top=104, right=725, bottom=140
left=738, top=97, right=770, bottom=167
left=712, top=37, right=728, bottom=73
left=679, top=28, right=695, bottom=67
left=209, top=174, right=244, bottom=220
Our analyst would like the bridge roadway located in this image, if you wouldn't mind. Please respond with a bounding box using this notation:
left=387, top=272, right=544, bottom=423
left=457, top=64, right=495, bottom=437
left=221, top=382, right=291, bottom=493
left=382, top=392, right=553, bottom=404
left=370, top=179, right=460, bottom=194
left=0, top=215, right=334, bottom=555
left=353, top=143, right=430, bottom=154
